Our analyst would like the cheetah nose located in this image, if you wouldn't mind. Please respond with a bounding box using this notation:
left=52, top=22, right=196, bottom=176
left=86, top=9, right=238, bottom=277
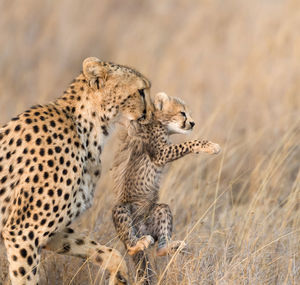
left=190, top=121, right=195, bottom=128
left=138, top=109, right=147, bottom=121
left=138, top=113, right=146, bottom=121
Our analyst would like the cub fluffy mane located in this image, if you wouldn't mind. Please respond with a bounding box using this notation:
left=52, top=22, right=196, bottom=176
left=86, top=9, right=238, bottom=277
left=112, top=124, right=149, bottom=200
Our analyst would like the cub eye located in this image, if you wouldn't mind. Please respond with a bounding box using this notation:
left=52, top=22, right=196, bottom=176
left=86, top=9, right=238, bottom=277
left=180, top=111, right=186, bottom=117
left=138, top=89, right=145, bottom=98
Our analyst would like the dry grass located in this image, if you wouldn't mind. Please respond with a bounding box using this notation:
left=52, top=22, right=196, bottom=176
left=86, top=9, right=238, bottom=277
left=0, top=0, right=299, bottom=284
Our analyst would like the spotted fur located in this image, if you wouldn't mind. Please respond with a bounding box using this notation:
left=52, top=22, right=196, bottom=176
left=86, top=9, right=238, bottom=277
left=0, top=56, right=152, bottom=285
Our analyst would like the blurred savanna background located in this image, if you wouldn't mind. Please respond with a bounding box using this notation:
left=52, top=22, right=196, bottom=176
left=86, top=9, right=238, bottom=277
left=0, top=0, right=299, bottom=284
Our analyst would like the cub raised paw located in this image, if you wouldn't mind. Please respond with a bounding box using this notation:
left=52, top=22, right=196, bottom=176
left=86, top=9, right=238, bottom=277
left=192, top=140, right=221, bottom=155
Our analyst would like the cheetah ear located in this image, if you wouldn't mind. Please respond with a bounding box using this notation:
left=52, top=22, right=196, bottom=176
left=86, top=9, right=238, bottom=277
left=154, top=92, right=169, bottom=111
left=82, top=57, right=108, bottom=89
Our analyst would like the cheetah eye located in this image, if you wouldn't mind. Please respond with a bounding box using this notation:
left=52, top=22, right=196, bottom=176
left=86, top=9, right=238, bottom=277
left=180, top=111, right=186, bottom=117
left=138, top=89, right=145, bottom=98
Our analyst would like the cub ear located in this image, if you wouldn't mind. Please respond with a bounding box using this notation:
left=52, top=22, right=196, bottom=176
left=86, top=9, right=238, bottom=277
left=82, top=57, right=108, bottom=89
left=153, top=92, right=169, bottom=111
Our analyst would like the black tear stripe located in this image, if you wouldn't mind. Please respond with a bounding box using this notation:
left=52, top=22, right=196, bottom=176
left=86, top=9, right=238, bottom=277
left=182, top=117, right=187, bottom=129
left=138, top=89, right=145, bottom=97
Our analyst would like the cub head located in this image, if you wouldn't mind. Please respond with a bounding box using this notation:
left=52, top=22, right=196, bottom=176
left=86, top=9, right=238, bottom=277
left=153, top=92, right=195, bottom=134
left=83, top=57, right=152, bottom=122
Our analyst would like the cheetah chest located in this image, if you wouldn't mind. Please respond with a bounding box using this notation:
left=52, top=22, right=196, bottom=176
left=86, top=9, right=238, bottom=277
left=77, top=160, right=102, bottom=212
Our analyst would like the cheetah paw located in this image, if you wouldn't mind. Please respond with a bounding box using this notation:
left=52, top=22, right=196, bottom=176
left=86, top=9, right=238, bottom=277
left=127, top=235, right=154, bottom=256
left=156, top=240, right=187, bottom=256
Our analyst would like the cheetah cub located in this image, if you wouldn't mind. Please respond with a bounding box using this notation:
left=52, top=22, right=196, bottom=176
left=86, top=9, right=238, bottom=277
left=112, top=92, right=220, bottom=282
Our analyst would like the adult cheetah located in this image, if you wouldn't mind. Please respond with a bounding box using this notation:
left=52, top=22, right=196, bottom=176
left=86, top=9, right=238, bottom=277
left=0, top=57, right=152, bottom=285
left=112, top=92, right=220, bottom=284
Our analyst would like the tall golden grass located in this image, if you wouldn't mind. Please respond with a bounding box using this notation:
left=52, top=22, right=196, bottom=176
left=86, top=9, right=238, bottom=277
left=0, top=0, right=299, bottom=284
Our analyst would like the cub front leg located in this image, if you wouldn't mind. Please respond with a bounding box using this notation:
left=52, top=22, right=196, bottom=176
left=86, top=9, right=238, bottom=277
left=44, top=228, right=129, bottom=285
left=154, top=140, right=220, bottom=165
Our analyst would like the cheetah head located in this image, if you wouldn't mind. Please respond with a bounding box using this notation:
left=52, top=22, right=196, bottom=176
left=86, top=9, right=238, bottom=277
left=153, top=92, right=195, bottom=134
left=83, top=57, right=153, bottom=123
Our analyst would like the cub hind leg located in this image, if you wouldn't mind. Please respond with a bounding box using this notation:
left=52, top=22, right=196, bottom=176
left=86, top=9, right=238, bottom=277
left=147, top=203, right=186, bottom=256
left=112, top=203, right=153, bottom=256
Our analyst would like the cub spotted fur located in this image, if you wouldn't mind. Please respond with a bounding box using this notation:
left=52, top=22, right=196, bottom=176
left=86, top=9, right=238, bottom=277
left=112, top=92, right=220, bottom=284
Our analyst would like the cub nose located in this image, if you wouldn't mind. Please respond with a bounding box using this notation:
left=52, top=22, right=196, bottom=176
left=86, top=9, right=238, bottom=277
left=190, top=121, right=195, bottom=128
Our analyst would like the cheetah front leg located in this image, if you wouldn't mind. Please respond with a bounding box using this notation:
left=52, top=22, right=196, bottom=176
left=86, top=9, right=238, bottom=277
left=44, top=228, right=129, bottom=285
left=2, top=227, right=41, bottom=285
left=112, top=204, right=154, bottom=256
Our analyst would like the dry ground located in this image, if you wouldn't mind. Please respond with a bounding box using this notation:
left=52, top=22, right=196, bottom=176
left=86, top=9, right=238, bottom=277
left=0, top=0, right=299, bottom=284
